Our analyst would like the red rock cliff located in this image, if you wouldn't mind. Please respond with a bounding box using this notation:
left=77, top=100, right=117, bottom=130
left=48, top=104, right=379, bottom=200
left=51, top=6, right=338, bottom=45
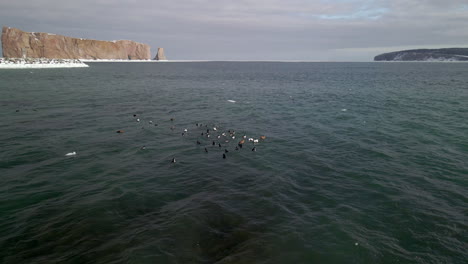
left=1, top=26, right=151, bottom=60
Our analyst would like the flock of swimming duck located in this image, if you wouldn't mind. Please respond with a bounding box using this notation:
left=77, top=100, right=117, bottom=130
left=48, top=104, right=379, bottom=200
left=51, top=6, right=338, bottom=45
left=119, top=114, right=267, bottom=163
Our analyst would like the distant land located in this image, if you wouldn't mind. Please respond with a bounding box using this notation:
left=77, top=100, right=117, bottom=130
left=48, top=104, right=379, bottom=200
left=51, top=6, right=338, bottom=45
left=1, top=26, right=155, bottom=60
left=374, top=48, right=468, bottom=61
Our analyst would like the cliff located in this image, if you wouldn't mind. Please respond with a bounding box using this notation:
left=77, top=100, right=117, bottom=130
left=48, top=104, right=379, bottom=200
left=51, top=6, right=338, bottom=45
left=1, top=26, right=151, bottom=60
left=374, top=48, right=468, bottom=61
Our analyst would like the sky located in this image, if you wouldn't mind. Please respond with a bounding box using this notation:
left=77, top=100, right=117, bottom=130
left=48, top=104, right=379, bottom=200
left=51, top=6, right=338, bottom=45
left=1, top=0, right=468, bottom=61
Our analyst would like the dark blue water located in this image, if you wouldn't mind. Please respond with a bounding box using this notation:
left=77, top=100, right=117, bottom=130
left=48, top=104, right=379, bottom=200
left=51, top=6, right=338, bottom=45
left=0, top=62, right=467, bottom=263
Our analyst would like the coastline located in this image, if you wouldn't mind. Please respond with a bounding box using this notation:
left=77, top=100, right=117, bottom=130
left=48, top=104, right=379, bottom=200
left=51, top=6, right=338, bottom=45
left=80, top=59, right=154, bottom=62
left=3, top=58, right=468, bottom=67
left=0, top=58, right=89, bottom=69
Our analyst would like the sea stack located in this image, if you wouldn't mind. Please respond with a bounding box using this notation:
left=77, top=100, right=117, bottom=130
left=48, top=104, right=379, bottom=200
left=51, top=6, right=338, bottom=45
left=154, top=48, right=167, bottom=61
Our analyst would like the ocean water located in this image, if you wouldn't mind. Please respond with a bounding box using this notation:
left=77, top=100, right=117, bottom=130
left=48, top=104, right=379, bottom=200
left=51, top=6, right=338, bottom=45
left=0, top=62, right=466, bottom=264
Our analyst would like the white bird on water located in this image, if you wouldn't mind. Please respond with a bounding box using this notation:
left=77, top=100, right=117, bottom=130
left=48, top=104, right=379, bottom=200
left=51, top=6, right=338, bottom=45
left=65, top=151, right=76, bottom=156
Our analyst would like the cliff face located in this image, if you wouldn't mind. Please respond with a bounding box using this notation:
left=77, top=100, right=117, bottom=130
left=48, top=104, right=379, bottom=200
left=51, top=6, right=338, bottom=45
left=1, top=26, right=151, bottom=60
left=374, top=48, right=468, bottom=61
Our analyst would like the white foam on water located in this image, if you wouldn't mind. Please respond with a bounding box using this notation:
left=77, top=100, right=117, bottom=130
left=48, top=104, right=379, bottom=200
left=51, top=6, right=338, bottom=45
left=227, top=100, right=236, bottom=103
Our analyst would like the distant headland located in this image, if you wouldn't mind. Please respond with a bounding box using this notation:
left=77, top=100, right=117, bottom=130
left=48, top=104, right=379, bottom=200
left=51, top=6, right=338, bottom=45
left=1, top=26, right=166, bottom=61
left=374, top=48, right=468, bottom=61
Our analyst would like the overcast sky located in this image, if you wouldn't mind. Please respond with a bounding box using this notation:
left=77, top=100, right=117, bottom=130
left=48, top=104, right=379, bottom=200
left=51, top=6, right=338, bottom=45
left=1, top=0, right=468, bottom=61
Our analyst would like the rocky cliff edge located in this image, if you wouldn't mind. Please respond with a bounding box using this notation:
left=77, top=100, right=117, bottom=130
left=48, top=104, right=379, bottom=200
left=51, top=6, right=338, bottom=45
left=1, top=26, right=151, bottom=60
left=374, top=48, right=468, bottom=61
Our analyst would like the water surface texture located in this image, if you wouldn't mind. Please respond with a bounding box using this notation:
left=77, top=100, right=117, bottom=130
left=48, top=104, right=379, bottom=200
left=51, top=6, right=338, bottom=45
left=1, top=62, right=467, bottom=263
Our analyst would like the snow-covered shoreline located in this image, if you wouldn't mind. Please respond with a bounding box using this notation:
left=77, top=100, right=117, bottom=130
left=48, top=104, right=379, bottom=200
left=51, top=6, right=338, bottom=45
left=0, top=58, right=89, bottom=69
left=81, top=59, right=162, bottom=62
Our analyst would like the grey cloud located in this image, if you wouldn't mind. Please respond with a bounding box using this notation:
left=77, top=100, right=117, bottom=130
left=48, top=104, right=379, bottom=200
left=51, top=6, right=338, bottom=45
left=1, top=0, right=468, bottom=60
